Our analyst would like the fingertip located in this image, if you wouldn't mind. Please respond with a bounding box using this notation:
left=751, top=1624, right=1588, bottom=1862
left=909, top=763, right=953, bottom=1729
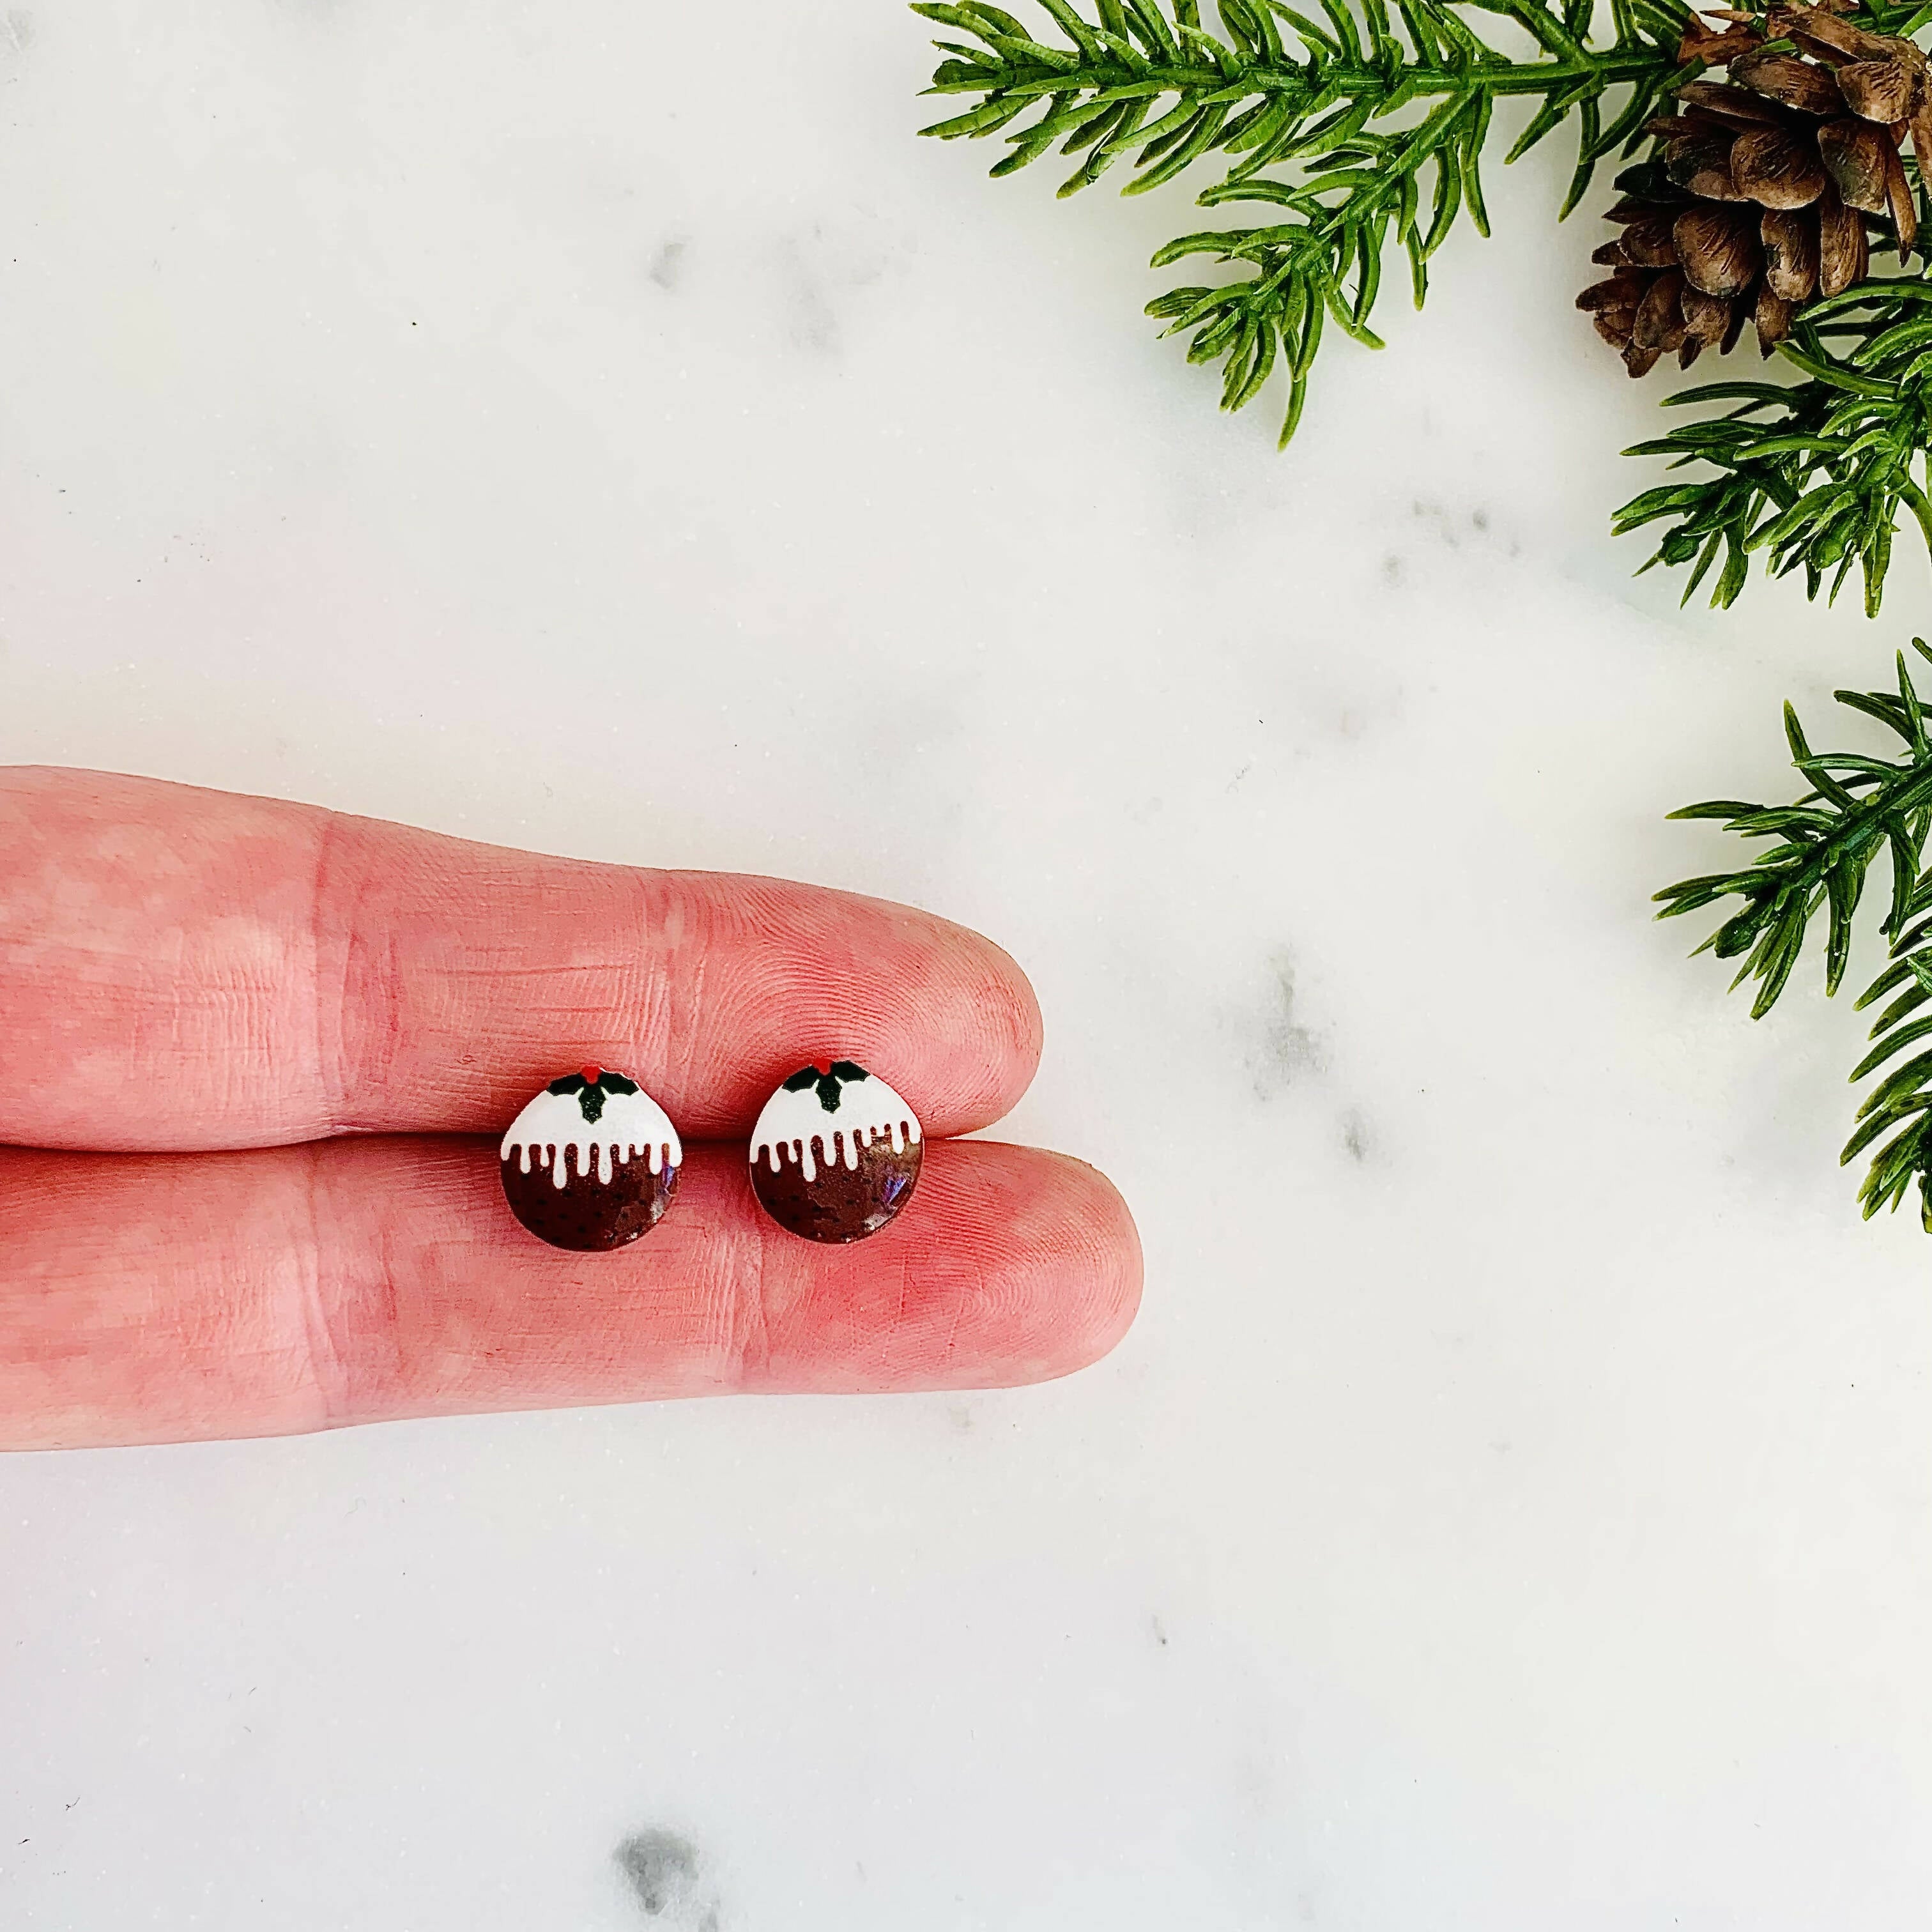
left=882, top=1141, right=1140, bottom=1392
left=614, top=873, right=1043, bottom=1141
left=953, top=930, right=1045, bottom=1130
left=1005, top=1149, right=1143, bottom=1384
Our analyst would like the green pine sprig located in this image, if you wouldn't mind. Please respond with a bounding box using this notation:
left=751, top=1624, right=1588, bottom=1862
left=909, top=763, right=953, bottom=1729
left=1614, top=270, right=1932, bottom=620
left=1844, top=869, right=1932, bottom=1220
left=1657, top=641, right=1932, bottom=1224
left=915, top=0, right=1690, bottom=443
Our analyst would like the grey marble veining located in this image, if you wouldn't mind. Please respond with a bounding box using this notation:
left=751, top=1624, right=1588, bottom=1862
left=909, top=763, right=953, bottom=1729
left=4, top=3, right=1932, bottom=1927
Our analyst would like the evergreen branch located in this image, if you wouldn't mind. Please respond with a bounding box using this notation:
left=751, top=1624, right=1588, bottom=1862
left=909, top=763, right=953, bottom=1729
left=1844, top=909, right=1932, bottom=1224
left=1658, top=641, right=1932, bottom=1224
left=916, top=0, right=1688, bottom=441
left=1614, top=268, right=1932, bottom=618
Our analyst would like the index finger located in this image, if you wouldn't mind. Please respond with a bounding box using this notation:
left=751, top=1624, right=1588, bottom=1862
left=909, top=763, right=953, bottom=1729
left=0, top=768, right=1043, bottom=1152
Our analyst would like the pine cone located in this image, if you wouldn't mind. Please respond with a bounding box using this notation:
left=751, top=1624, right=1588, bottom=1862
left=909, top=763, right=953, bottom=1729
left=1579, top=1, right=1927, bottom=377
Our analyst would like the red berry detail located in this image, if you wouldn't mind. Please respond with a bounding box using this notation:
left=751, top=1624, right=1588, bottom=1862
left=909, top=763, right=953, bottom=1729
left=582, top=1065, right=602, bottom=1085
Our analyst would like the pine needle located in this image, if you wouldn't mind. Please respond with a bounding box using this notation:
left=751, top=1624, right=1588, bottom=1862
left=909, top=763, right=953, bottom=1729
left=1658, top=640, right=1932, bottom=1224
left=1615, top=272, right=1932, bottom=619
left=914, top=0, right=1690, bottom=443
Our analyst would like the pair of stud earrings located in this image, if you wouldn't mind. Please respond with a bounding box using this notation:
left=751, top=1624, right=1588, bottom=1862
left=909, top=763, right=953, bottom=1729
left=497, top=1061, right=924, bottom=1252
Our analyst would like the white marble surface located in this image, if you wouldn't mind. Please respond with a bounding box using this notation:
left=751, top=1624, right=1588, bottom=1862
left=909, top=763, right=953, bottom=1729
left=6, top=3, right=1932, bottom=1926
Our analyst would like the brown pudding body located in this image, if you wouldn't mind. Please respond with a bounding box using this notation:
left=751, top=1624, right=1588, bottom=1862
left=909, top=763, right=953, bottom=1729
left=749, top=1134, right=922, bottom=1243
left=501, top=1145, right=678, bottom=1251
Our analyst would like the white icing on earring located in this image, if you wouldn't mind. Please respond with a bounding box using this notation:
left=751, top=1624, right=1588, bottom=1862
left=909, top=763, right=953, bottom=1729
left=501, top=1084, right=681, bottom=1189
left=747, top=1066, right=921, bottom=1185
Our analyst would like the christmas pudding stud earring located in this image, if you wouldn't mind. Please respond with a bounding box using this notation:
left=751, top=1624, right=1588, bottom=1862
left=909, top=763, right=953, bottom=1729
left=747, top=1060, right=923, bottom=1243
left=500, top=1067, right=682, bottom=1252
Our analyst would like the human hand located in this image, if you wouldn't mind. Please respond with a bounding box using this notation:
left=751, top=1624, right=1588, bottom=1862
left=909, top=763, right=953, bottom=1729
left=0, top=769, right=1140, bottom=1449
